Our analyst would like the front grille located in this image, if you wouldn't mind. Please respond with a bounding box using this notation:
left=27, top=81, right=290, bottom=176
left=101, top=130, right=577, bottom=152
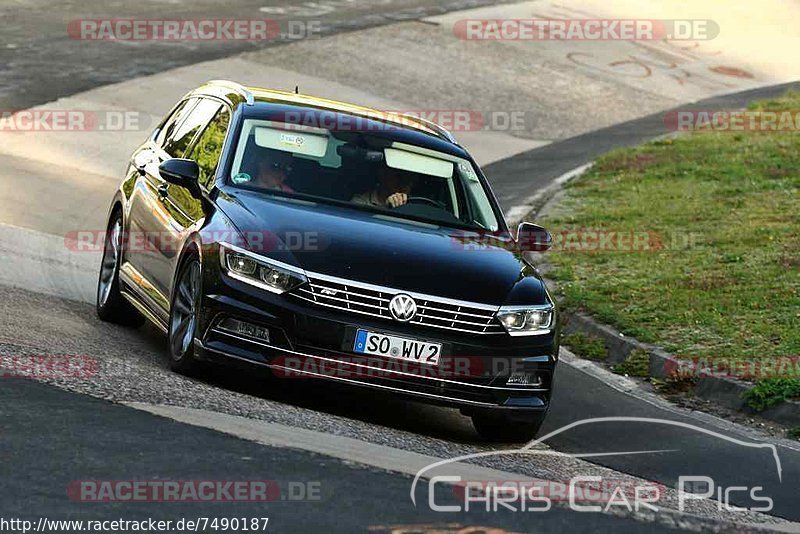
left=292, top=274, right=505, bottom=335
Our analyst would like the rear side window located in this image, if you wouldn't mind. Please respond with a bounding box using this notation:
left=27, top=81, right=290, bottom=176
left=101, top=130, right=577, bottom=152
left=163, top=99, right=222, bottom=158
left=189, top=106, right=231, bottom=190
left=155, top=98, right=197, bottom=150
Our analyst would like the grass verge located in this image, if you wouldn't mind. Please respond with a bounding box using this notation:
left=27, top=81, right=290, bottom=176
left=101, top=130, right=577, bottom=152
left=541, top=91, right=800, bottom=407
left=612, top=349, right=651, bottom=378
left=561, top=332, right=608, bottom=361
left=742, top=378, right=800, bottom=411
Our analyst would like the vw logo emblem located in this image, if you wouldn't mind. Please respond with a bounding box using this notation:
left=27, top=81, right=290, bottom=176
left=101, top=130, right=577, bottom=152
left=389, top=294, right=417, bottom=322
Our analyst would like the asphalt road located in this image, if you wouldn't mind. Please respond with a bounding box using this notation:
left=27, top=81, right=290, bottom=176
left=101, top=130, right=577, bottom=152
left=0, top=0, right=512, bottom=111
left=2, top=1, right=799, bottom=532
left=3, top=377, right=676, bottom=533
left=543, top=366, right=797, bottom=520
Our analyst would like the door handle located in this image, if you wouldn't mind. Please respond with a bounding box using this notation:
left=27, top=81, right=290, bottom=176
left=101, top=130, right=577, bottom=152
left=157, top=183, right=170, bottom=198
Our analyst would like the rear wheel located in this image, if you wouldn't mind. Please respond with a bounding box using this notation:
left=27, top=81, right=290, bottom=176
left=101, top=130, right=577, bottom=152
left=96, top=211, right=144, bottom=326
left=471, top=412, right=546, bottom=443
left=168, top=255, right=202, bottom=374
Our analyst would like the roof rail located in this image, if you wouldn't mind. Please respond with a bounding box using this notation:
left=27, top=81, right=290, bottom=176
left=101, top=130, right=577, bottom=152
left=412, top=115, right=459, bottom=145
left=206, top=80, right=255, bottom=105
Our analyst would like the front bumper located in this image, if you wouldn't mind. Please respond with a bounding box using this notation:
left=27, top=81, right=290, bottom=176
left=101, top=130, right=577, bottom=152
left=196, top=274, right=559, bottom=415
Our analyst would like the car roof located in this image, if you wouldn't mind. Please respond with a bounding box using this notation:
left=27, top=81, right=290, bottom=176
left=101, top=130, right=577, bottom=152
left=188, top=80, right=464, bottom=152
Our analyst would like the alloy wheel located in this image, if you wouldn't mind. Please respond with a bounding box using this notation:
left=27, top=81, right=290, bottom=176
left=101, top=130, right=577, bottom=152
left=170, top=260, right=201, bottom=360
left=97, top=218, right=121, bottom=308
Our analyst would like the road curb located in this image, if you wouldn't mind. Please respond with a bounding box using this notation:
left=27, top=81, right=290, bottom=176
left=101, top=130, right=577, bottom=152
left=561, top=312, right=800, bottom=428
left=505, top=162, right=593, bottom=226
left=533, top=159, right=800, bottom=430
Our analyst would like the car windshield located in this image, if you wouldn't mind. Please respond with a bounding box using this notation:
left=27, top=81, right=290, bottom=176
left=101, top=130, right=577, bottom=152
left=227, top=118, right=500, bottom=231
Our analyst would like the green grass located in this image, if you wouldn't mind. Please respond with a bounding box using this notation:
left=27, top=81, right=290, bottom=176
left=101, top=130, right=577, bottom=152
left=789, top=427, right=800, bottom=440
left=542, top=91, right=800, bottom=402
left=561, top=332, right=608, bottom=361
left=613, top=349, right=651, bottom=378
left=742, top=378, right=800, bottom=411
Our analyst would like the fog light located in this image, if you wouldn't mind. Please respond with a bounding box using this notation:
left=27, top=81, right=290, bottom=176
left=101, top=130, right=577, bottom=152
left=506, top=372, right=543, bottom=387
left=218, top=318, right=270, bottom=343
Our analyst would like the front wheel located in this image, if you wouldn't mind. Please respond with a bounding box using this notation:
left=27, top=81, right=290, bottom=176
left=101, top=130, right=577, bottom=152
left=168, top=255, right=202, bottom=374
left=471, top=412, right=546, bottom=443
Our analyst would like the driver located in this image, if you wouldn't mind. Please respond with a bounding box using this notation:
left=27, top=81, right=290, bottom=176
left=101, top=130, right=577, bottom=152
left=253, top=151, right=294, bottom=193
left=351, top=166, right=413, bottom=208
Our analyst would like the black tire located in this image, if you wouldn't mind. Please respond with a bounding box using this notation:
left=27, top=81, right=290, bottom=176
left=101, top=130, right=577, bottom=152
left=96, top=210, right=145, bottom=327
left=168, top=253, right=202, bottom=374
left=471, top=412, right=546, bottom=443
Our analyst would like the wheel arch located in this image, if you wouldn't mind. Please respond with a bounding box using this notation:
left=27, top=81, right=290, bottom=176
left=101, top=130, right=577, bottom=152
left=105, top=194, right=124, bottom=222
left=169, top=233, right=204, bottom=309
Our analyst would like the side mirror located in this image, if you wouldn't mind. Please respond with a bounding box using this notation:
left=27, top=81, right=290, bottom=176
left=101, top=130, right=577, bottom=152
left=158, top=158, right=199, bottom=189
left=517, top=222, right=553, bottom=252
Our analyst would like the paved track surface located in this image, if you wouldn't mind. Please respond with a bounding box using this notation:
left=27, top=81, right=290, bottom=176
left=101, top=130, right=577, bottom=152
left=3, top=378, right=675, bottom=533
left=2, top=1, right=800, bottom=531
left=0, top=0, right=514, bottom=111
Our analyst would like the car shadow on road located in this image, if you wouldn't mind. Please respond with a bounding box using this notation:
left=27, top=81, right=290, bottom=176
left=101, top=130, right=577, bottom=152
left=126, top=319, right=482, bottom=444
left=185, top=353, right=484, bottom=444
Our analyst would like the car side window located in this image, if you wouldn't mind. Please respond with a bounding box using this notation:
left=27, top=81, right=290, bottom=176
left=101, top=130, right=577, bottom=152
left=155, top=98, right=197, bottom=150
left=162, top=98, right=222, bottom=159
left=189, top=106, right=231, bottom=190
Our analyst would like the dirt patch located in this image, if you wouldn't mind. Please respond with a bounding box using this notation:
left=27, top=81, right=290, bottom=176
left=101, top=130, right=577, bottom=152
left=682, top=275, right=739, bottom=291
left=595, top=153, right=661, bottom=173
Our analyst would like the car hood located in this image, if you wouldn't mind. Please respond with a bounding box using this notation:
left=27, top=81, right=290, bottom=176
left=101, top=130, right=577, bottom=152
left=215, top=191, right=533, bottom=304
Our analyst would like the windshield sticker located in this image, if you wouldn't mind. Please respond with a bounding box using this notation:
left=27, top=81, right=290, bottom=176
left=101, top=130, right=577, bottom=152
left=459, top=161, right=479, bottom=182
left=280, top=133, right=306, bottom=147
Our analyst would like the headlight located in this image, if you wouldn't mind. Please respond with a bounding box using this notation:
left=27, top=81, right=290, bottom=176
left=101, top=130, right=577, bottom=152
left=495, top=304, right=554, bottom=336
left=220, top=242, right=307, bottom=294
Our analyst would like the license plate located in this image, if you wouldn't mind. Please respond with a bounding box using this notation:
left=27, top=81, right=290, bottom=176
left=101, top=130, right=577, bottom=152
left=353, top=329, right=442, bottom=366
